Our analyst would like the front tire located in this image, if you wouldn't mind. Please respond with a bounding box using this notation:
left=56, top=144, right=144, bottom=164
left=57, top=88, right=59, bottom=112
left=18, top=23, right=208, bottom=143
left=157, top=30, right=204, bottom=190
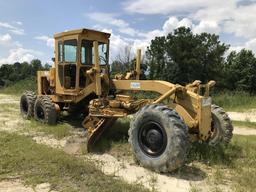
left=34, top=96, right=57, bottom=125
left=20, top=91, right=37, bottom=119
left=129, top=104, right=189, bottom=172
left=208, top=104, right=233, bottom=145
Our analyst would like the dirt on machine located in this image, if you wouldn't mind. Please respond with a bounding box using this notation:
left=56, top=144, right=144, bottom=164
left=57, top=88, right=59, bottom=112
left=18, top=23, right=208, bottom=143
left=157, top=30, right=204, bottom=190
left=20, top=28, right=233, bottom=173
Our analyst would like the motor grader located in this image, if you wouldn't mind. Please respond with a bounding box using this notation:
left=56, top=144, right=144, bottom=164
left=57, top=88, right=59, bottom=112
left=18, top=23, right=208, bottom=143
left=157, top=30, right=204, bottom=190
left=20, top=28, right=233, bottom=172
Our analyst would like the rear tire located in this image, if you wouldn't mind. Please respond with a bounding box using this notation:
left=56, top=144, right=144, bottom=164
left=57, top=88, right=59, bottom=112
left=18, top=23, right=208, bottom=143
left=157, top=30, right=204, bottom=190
left=129, top=104, right=189, bottom=172
left=208, top=104, right=233, bottom=145
left=20, top=91, right=37, bottom=119
left=34, top=96, right=57, bottom=125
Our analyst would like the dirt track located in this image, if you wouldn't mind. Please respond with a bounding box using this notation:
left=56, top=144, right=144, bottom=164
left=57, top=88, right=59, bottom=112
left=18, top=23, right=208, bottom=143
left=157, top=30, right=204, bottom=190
left=228, top=111, right=256, bottom=123
left=0, top=93, right=256, bottom=192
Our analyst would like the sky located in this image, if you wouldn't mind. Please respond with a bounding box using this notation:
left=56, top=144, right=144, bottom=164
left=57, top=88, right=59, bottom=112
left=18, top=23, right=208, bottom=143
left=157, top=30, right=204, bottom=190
left=0, top=0, right=256, bottom=65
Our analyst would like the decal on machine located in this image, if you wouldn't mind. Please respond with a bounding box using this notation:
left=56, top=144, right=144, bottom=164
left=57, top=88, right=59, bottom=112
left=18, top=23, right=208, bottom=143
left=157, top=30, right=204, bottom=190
left=130, top=82, right=141, bottom=89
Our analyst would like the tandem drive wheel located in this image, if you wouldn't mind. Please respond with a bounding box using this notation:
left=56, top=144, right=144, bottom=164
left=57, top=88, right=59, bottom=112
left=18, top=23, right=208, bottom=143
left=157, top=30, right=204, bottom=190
left=208, top=104, right=233, bottom=146
left=20, top=91, right=37, bottom=119
left=34, top=96, right=57, bottom=125
left=129, top=104, right=190, bottom=172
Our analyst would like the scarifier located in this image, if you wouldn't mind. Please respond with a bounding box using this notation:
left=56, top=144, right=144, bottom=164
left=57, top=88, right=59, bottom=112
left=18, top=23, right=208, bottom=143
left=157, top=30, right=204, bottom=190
left=20, top=28, right=233, bottom=172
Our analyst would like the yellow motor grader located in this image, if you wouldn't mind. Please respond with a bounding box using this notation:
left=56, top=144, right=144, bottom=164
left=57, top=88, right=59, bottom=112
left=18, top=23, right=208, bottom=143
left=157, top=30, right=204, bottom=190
left=20, top=28, right=233, bottom=172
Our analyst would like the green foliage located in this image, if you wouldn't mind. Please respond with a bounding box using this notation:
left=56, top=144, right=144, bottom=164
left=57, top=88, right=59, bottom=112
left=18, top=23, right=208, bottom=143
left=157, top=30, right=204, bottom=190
left=146, top=27, right=229, bottom=85
left=224, top=49, right=256, bottom=93
left=232, top=120, right=256, bottom=129
left=0, top=131, right=148, bottom=192
left=0, top=78, right=36, bottom=95
left=213, top=91, right=256, bottom=111
left=144, top=27, right=256, bottom=93
left=187, top=135, right=256, bottom=192
left=147, top=36, right=167, bottom=80
left=25, top=120, right=73, bottom=139
left=0, top=59, right=48, bottom=88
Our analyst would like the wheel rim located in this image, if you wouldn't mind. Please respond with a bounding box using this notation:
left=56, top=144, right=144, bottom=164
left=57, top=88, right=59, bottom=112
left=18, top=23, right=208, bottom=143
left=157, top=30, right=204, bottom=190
left=21, top=97, right=28, bottom=114
left=36, top=105, right=45, bottom=120
left=138, top=121, right=167, bottom=157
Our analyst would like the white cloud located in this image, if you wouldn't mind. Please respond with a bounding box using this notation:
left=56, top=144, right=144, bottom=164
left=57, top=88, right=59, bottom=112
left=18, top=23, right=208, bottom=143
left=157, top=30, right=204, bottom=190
left=193, top=20, right=220, bottom=34
left=230, top=38, right=256, bottom=54
left=177, top=18, right=193, bottom=29
left=0, top=33, right=22, bottom=48
left=95, top=15, right=201, bottom=61
left=0, top=47, right=43, bottom=65
left=0, top=21, right=25, bottom=35
left=245, top=38, right=256, bottom=52
left=94, top=15, right=197, bottom=61
left=110, top=33, right=130, bottom=60
left=223, top=4, right=256, bottom=39
left=89, top=12, right=128, bottom=28
left=9, top=28, right=25, bottom=35
left=162, top=17, right=179, bottom=34
left=192, top=3, right=234, bottom=23
left=15, top=21, right=23, bottom=26
left=35, top=35, right=54, bottom=48
left=98, top=28, right=130, bottom=60
left=87, top=12, right=142, bottom=37
left=162, top=17, right=193, bottom=35
left=0, top=34, right=12, bottom=45
left=123, top=0, right=256, bottom=54
left=124, top=0, right=222, bottom=14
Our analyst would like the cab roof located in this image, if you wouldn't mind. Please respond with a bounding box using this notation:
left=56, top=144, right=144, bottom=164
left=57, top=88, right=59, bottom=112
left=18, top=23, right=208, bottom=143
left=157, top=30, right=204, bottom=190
left=54, top=28, right=111, bottom=39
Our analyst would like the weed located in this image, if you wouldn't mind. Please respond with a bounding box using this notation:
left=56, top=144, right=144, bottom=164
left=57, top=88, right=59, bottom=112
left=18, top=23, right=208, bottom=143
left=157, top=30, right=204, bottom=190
left=148, top=173, right=158, bottom=192
left=232, top=120, right=256, bottom=129
left=213, top=91, right=256, bottom=111
left=189, top=184, right=202, bottom=192
left=188, top=136, right=256, bottom=192
left=0, top=131, right=149, bottom=192
left=0, top=78, right=36, bottom=95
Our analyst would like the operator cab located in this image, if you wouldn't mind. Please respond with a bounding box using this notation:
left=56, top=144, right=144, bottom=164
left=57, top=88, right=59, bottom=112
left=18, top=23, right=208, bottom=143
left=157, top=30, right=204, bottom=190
left=54, top=28, right=111, bottom=94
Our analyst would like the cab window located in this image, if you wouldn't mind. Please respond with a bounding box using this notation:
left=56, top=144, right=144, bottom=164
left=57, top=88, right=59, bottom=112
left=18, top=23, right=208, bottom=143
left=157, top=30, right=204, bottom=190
left=58, top=41, right=63, bottom=63
left=98, top=42, right=107, bottom=65
left=64, top=39, right=77, bottom=62
left=81, top=40, right=107, bottom=65
left=81, top=40, right=94, bottom=65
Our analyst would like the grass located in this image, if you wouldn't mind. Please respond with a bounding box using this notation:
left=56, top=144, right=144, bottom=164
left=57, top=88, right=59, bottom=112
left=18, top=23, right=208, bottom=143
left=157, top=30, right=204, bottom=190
left=95, top=117, right=256, bottom=192
left=187, top=135, right=256, bottom=192
left=0, top=103, right=19, bottom=113
left=24, top=120, right=73, bottom=139
left=93, top=118, right=132, bottom=158
left=0, top=89, right=73, bottom=139
left=232, top=120, right=256, bottom=129
left=213, top=91, right=256, bottom=111
left=0, top=78, right=36, bottom=95
left=0, top=101, right=72, bottom=139
left=0, top=131, right=149, bottom=192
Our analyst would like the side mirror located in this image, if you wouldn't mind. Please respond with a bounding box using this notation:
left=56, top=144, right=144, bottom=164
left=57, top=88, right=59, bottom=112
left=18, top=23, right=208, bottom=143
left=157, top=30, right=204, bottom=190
left=52, top=57, right=55, bottom=62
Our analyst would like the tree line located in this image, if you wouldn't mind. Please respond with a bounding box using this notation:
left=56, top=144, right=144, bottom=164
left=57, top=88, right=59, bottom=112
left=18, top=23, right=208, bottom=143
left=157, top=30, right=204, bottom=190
left=112, top=27, right=256, bottom=93
left=1, top=27, right=256, bottom=94
left=0, top=59, right=50, bottom=87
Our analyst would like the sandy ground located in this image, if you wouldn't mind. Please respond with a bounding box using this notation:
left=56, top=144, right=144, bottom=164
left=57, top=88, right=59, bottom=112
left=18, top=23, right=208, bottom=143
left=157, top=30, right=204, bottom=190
left=0, top=180, right=55, bottom=192
left=88, top=154, right=205, bottom=192
left=233, top=127, right=256, bottom=135
left=228, top=111, right=256, bottom=123
left=0, top=93, right=256, bottom=192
